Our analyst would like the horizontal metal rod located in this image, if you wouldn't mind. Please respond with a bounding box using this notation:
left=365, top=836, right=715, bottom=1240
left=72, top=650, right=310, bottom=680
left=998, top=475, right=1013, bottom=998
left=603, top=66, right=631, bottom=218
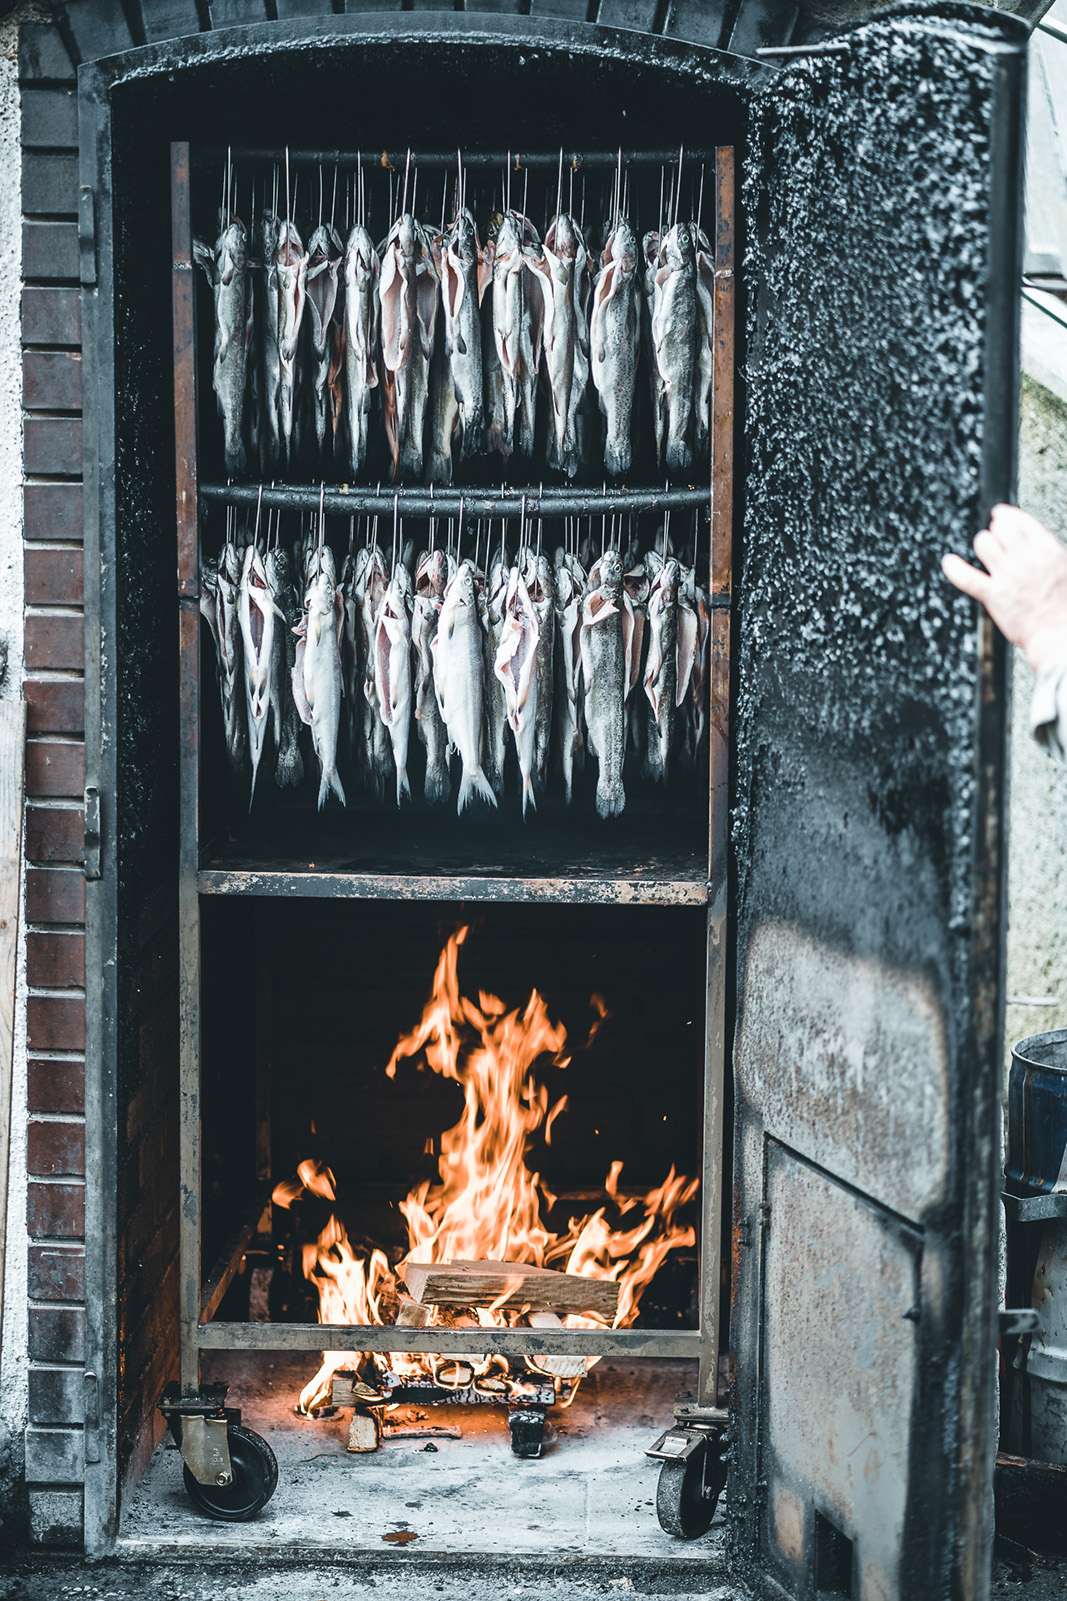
left=197, top=869, right=709, bottom=906
left=756, top=42, right=850, bottom=58
left=198, top=1322, right=703, bottom=1358
left=199, top=147, right=719, bottom=173
left=200, top=483, right=710, bottom=519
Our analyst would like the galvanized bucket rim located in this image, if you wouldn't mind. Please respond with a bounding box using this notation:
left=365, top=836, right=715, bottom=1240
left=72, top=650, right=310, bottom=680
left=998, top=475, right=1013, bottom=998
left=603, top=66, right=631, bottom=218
left=1012, top=1029, right=1067, bottom=1073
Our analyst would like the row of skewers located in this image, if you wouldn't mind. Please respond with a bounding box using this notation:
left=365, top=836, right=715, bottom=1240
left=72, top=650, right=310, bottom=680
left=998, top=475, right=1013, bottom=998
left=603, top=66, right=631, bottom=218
left=200, top=507, right=710, bottom=819
left=194, top=152, right=719, bottom=485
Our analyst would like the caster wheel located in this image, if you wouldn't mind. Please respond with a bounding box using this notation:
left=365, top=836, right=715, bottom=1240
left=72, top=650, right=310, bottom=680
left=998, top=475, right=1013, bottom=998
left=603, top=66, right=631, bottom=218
left=183, top=1423, right=278, bottom=1521
left=655, top=1435, right=724, bottom=1539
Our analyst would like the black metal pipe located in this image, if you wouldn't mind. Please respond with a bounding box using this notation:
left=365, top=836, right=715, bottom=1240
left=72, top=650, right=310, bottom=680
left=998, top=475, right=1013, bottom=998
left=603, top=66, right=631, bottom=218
left=196, top=147, right=719, bottom=173
left=199, top=482, right=711, bottom=519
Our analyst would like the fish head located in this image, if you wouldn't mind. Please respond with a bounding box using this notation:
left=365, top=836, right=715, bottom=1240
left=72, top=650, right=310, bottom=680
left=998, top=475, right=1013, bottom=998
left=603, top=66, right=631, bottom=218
left=606, top=220, right=638, bottom=276
left=450, top=207, right=479, bottom=264
left=663, top=223, right=694, bottom=271
left=307, top=571, right=335, bottom=617
left=643, top=230, right=661, bottom=269
left=392, top=562, right=414, bottom=608
left=598, top=550, right=624, bottom=592
left=256, top=212, right=280, bottom=260
left=496, top=212, right=522, bottom=259
left=345, top=224, right=377, bottom=286
left=660, top=558, right=680, bottom=601
left=396, top=213, right=418, bottom=261
left=218, top=221, right=247, bottom=282
left=221, top=542, right=242, bottom=584
left=417, top=549, right=448, bottom=600
left=547, top=213, right=583, bottom=264
left=276, top=220, right=305, bottom=268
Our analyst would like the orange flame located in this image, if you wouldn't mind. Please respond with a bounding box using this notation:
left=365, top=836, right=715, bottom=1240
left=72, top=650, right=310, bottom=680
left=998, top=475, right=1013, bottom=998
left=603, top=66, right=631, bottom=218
left=273, top=928, right=698, bottom=1411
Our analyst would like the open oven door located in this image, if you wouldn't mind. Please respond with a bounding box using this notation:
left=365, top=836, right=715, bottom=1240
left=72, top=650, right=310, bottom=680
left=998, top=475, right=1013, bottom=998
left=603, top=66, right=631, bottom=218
left=729, top=7, right=1027, bottom=1600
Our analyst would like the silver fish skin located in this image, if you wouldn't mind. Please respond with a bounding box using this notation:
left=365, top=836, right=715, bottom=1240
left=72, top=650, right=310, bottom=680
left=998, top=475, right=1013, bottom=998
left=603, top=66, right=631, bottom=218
left=482, top=238, right=509, bottom=457
left=492, top=213, right=542, bottom=458
left=413, top=551, right=451, bottom=805
left=238, top=543, right=279, bottom=806
left=580, top=550, right=627, bottom=820
left=275, top=221, right=308, bottom=465
left=293, top=570, right=345, bottom=810
left=379, top=214, right=438, bottom=480
left=427, top=247, right=459, bottom=487
left=651, top=224, right=698, bottom=473
left=494, top=566, right=539, bottom=819
left=357, top=545, right=391, bottom=799
left=590, top=220, right=640, bottom=477
left=441, top=209, right=485, bottom=457
left=553, top=564, right=583, bottom=805
left=521, top=550, right=555, bottom=796
left=432, top=563, right=497, bottom=815
left=538, top=214, right=590, bottom=478
left=305, top=223, right=344, bottom=459
left=480, top=556, right=510, bottom=796
left=689, top=223, right=716, bottom=461
left=265, top=546, right=305, bottom=789
left=344, top=546, right=368, bottom=776
left=643, top=557, right=680, bottom=783
left=216, top=542, right=246, bottom=772
left=194, top=220, right=249, bottom=477
left=255, top=213, right=282, bottom=471
left=641, top=231, right=665, bottom=467
left=343, top=224, right=380, bottom=478
left=374, top=562, right=414, bottom=806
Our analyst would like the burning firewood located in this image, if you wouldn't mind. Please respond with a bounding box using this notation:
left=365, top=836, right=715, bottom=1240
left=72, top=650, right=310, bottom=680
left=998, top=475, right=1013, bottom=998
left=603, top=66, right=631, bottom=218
left=401, top=1259, right=620, bottom=1320
left=523, top=1310, right=589, bottom=1380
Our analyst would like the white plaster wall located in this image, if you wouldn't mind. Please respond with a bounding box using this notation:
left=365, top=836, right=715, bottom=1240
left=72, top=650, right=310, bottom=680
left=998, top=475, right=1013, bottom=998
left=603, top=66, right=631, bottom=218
left=0, top=3, right=25, bottom=1538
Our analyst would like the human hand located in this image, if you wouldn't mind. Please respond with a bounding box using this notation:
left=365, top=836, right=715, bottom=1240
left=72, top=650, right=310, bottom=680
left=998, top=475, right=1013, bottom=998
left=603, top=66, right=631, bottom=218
left=941, top=505, right=1067, bottom=673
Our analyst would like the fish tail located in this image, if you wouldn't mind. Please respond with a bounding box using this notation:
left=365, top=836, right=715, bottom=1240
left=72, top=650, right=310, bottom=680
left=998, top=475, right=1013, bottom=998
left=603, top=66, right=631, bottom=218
left=424, top=763, right=451, bottom=807
left=318, top=768, right=346, bottom=810
left=457, top=764, right=498, bottom=815
left=521, top=772, right=537, bottom=821
left=596, top=773, right=626, bottom=820
left=397, top=768, right=411, bottom=807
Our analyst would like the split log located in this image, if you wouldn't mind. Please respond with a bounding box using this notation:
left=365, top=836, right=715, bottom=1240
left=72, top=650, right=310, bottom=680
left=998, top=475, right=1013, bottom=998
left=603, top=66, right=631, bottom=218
left=524, top=1311, right=589, bottom=1380
left=332, top=1372, right=386, bottom=1408
left=401, top=1260, right=619, bottom=1320
left=347, top=1409, right=381, bottom=1452
left=381, top=1423, right=462, bottom=1441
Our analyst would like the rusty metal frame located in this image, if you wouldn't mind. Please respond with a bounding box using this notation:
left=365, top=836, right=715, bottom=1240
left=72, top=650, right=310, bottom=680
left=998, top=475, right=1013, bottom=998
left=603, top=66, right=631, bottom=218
left=173, top=139, right=734, bottom=1387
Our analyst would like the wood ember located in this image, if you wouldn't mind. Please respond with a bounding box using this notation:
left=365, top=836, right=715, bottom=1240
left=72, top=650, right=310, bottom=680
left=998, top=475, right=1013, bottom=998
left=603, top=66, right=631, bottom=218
left=401, top=1260, right=619, bottom=1319
left=524, top=1311, right=590, bottom=1379
left=332, top=1371, right=386, bottom=1407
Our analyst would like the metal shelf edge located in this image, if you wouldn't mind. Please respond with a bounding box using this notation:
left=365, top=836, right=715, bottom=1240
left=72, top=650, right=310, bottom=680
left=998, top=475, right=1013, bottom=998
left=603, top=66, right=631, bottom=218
left=196, top=869, right=709, bottom=906
left=197, top=1322, right=702, bottom=1358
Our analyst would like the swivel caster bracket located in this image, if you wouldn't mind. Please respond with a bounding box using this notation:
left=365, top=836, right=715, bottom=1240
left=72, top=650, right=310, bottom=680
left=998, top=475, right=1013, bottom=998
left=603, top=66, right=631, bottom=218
left=647, top=1403, right=729, bottom=1540
left=159, top=1383, right=237, bottom=1486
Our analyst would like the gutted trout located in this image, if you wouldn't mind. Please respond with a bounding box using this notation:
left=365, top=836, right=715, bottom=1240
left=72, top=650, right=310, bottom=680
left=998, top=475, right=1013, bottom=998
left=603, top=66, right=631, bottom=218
left=264, top=545, right=304, bottom=789
left=481, top=553, right=510, bottom=796
left=275, top=220, right=308, bottom=465
left=590, top=220, right=640, bottom=477
left=492, top=213, right=542, bottom=458
left=650, top=224, right=698, bottom=473
left=644, top=557, right=680, bottom=783
left=432, top=562, right=497, bottom=814
left=580, top=550, right=627, bottom=820
left=343, top=223, right=380, bottom=478
left=553, top=562, right=583, bottom=805
left=413, top=550, right=451, bottom=806
left=379, top=214, right=438, bottom=480
left=427, top=249, right=459, bottom=486
left=538, top=214, right=590, bottom=478
left=374, top=561, right=414, bottom=805
left=305, top=223, right=344, bottom=459
left=254, top=212, right=282, bottom=471
left=216, top=540, right=246, bottom=772
left=238, top=543, right=280, bottom=804
left=194, top=218, right=249, bottom=477
left=440, top=208, right=484, bottom=458
left=357, top=543, right=391, bottom=799
left=292, top=570, right=345, bottom=809
left=494, top=566, right=539, bottom=819
left=692, top=223, right=716, bottom=461
left=521, top=549, right=555, bottom=796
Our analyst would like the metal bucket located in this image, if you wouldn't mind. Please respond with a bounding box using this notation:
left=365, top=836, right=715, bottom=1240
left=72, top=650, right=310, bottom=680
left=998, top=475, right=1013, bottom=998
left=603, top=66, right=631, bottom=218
left=1007, top=1031, right=1067, bottom=1464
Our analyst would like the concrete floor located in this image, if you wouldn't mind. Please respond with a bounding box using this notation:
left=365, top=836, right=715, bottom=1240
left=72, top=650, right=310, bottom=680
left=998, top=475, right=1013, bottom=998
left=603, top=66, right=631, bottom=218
left=118, top=1354, right=725, bottom=1571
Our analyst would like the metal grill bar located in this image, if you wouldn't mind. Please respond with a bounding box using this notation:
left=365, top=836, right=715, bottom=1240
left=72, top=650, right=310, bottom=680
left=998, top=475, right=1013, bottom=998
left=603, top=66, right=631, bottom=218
left=198, top=1321, right=702, bottom=1358
left=199, top=483, right=710, bottom=520
left=198, top=148, right=719, bottom=172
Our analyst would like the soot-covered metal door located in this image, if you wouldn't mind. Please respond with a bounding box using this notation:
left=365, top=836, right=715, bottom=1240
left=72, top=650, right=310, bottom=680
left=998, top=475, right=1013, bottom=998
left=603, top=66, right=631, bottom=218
left=729, top=7, right=1026, bottom=1600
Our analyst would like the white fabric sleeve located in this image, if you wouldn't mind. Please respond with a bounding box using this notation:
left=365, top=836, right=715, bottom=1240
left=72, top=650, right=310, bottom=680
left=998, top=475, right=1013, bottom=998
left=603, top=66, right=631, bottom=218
left=1031, top=661, right=1067, bottom=762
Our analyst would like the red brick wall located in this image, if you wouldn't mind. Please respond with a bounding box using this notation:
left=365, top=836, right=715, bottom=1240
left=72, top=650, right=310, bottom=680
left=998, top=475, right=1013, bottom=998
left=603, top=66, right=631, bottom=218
left=20, top=21, right=87, bottom=1548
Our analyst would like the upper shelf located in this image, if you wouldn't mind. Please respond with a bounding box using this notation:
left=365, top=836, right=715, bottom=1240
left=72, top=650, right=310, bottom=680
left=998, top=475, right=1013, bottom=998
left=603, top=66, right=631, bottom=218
left=198, top=483, right=713, bottom=520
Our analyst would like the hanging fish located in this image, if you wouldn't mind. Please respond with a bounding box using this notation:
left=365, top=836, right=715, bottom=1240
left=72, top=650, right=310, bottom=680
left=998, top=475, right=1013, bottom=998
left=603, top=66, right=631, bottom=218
left=644, top=557, right=680, bottom=783
left=379, top=214, right=438, bottom=480
left=521, top=549, right=555, bottom=797
left=678, top=563, right=711, bottom=768
left=537, top=214, right=590, bottom=478
left=440, top=208, right=485, bottom=458
left=343, top=223, right=379, bottom=478
left=374, top=560, right=414, bottom=805
left=426, top=247, right=460, bottom=487
left=553, top=562, right=584, bottom=806
left=215, top=540, right=246, bottom=773
left=255, top=212, right=282, bottom=472
left=305, top=223, right=344, bottom=460
left=341, top=545, right=366, bottom=776
left=590, top=220, right=640, bottom=477
left=292, top=570, right=345, bottom=810
left=492, top=213, right=543, bottom=459
left=414, top=550, right=451, bottom=806
left=275, top=220, right=308, bottom=465
left=239, top=543, right=282, bottom=805
left=481, top=225, right=508, bottom=456
left=651, top=224, right=698, bottom=473
left=264, top=545, right=305, bottom=789
left=193, top=217, right=250, bottom=477
left=494, top=566, right=539, bottom=819
left=432, top=562, right=497, bottom=815
left=357, top=543, right=391, bottom=799
left=480, top=552, right=510, bottom=797
left=580, top=550, right=627, bottom=820
left=691, top=223, right=716, bottom=461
